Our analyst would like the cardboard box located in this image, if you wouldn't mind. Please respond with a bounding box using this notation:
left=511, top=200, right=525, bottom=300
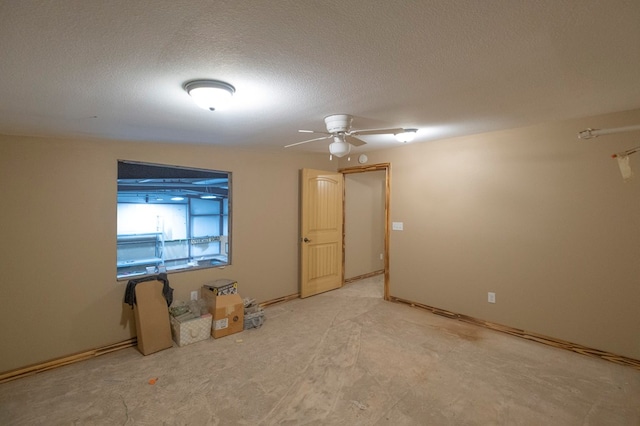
left=133, top=280, right=173, bottom=355
left=202, top=279, right=238, bottom=296
left=170, top=314, right=212, bottom=347
left=202, top=290, right=244, bottom=338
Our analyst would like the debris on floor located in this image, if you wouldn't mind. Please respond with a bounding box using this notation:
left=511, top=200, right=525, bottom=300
left=351, top=400, right=367, bottom=410
left=243, top=297, right=265, bottom=329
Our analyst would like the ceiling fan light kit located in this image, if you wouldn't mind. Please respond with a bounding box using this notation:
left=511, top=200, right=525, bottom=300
left=329, top=136, right=351, bottom=158
left=184, top=79, right=235, bottom=111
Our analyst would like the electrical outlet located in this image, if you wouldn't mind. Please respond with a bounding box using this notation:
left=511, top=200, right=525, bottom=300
left=488, top=292, right=496, bottom=304
left=379, top=253, right=384, bottom=260
left=190, top=291, right=198, bottom=301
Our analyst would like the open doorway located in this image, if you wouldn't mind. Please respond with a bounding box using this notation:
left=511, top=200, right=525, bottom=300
left=341, top=163, right=390, bottom=300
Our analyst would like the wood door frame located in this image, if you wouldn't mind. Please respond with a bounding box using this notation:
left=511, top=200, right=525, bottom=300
left=339, top=163, right=391, bottom=300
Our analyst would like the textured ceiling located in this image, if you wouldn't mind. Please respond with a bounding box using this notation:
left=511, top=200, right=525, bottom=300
left=1, top=1, right=639, bottom=154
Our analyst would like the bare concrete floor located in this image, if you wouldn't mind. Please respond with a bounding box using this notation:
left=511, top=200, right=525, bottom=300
left=1, top=275, right=639, bottom=425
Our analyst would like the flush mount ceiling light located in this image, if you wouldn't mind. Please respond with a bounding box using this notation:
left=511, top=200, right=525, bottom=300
left=395, top=128, right=418, bottom=143
left=184, top=79, right=235, bottom=111
left=329, top=135, right=351, bottom=158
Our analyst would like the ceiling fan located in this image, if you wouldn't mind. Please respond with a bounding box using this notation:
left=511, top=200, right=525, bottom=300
left=284, top=114, right=410, bottom=158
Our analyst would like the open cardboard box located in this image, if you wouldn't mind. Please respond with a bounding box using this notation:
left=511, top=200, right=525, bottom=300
left=202, top=288, right=244, bottom=338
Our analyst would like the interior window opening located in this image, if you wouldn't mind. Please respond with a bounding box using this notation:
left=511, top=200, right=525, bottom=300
left=116, top=160, right=231, bottom=280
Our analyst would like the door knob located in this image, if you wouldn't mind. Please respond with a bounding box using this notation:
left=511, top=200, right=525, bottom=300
left=303, top=237, right=312, bottom=243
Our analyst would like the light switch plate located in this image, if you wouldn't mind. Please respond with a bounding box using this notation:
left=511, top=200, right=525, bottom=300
left=392, top=222, right=404, bottom=231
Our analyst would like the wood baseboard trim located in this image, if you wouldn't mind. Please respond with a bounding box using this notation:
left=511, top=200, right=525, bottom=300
left=0, top=338, right=138, bottom=384
left=389, top=296, right=640, bottom=371
left=259, top=293, right=300, bottom=308
left=1, top=293, right=301, bottom=384
left=11, top=291, right=633, bottom=384
left=344, top=270, right=385, bottom=284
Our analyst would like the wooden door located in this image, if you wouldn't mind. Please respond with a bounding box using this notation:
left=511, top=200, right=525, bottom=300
left=300, top=169, right=344, bottom=298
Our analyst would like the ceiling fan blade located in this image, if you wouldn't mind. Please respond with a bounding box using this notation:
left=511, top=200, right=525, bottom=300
left=298, top=129, right=330, bottom=135
left=284, top=135, right=332, bottom=148
left=345, top=135, right=367, bottom=146
left=351, top=127, right=404, bottom=136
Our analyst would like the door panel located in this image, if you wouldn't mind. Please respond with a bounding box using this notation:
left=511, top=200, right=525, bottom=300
left=300, top=169, right=344, bottom=298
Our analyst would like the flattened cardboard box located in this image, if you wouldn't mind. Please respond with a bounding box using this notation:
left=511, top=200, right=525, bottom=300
left=170, top=314, right=212, bottom=347
left=133, top=280, right=173, bottom=355
left=203, top=292, right=244, bottom=338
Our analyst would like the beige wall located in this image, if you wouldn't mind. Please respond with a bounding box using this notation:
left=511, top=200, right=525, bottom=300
left=351, top=109, right=640, bottom=359
left=2, top=107, right=639, bottom=373
left=0, top=135, right=333, bottom=373
left=344, top=171, right=386, bottom=278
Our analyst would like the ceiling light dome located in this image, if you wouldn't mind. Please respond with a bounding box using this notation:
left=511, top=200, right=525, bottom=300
left=329, top=136, right=351, bottom=158
left=184, top=80, right=235, bottom=111
left=395, top=128, right=418, bottom=143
